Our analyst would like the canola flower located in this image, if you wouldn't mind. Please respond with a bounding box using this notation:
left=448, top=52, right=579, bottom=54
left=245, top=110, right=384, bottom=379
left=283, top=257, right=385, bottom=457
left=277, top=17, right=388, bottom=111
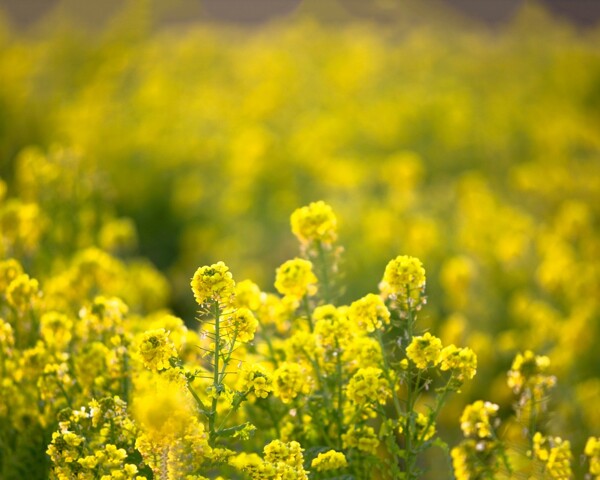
left=191, top=262, right=236, bottom=306
left=310, top=450, right=348, bottom=472
left=439, top=345, right=478, bottom=383
left=346, top=367, right=390, bottom=407
left=274, top=258, right=318, bottom=300
left=507, top=350, right=556, bottom=399
left=291, top=200, right=338, bottom=246
left=585, top=437, right=600, bottom=478
left=532, top=432, right=572, bottom=479
left=6, top=273, right=40, bottom=310
left=460, top=401, right=499, bottom=439
left=406, top=332, right=443, bottom=369
left=348, top=293, right=391, bottom=333
left=379, top=255, right=426, bottom=306
left=272, top=362, right=311, bottom=404
left=137, top=328, right=177, bottom=372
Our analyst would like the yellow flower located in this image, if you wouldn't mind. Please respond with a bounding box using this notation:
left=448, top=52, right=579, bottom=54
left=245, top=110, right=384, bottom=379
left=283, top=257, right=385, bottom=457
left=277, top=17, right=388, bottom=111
left=532, top=432, right=572, bottom=479
left=274, top=258, right=317, bottom=299
left=290, top=200, right=337, bottom=246
left=406, top=332, right=442, bottom=369
left=342, top=425, right=379, bottom=455
left=272, top=362, right=310, bottom=403
left=238, top=364, right=273, bottom=399
left=348, top=293, right=391, bottom=332
left=191, top=262, right=235, bottom=306
left=379, top=255, right=426, bottom=307
left=138, top=329, right=178, bottom=372
left=346, top=367, right=390, bottom=407
left=0, top=258, right=23, bottom=292
left=223, top=307, right=258, bottom=343
left=40, top=312, right=73, bottom=350
left=415, top=412, right=436, bottom=442
left=311, top=450, right=347, bottom=472
left=507, top=350, right=556, bottom=401
left=440, top=345, right=477, bottom=382
left=459, top=401, right=499, bottom=439
left=6, top=273, right=39, bottom=310
left=585, top=437, right=600, bottom=476
left=235, top=279, right=263, bottom=311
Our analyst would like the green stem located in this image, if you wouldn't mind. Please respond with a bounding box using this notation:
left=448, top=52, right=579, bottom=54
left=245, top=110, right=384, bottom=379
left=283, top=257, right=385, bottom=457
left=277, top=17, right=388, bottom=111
left=55, top=375, right=73, bottom=409
left=492, top=430, right=512, bottom=476
left=315, top=241, right=332, bottom=304
left=258, top=317, right=279, bottom=367
left=528, top=393, right=538, bottom=450
left=376, top=329, right=403, bottom=420
left=216, top=391, right=248, bottom=432
left=334, top=338, right=344, bottom=448
left=404, top=287, right=417, bottom=479
left=0, top=344, right=6, bottom=379
left=264, top=401, right=282, bottom=438
left=187, top=382, right=208, bottom=414
left=303, top=296, right=314, bottom=331
left=209, top=301, right=221, bottom=445
left=121, top=346, right=131, bottom=403
left=415, top=383, right=451, bottom=447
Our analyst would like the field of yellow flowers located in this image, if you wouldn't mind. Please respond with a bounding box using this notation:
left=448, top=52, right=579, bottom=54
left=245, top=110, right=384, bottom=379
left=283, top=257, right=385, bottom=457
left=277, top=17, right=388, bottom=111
left=1, top=2, right=599, bottom=479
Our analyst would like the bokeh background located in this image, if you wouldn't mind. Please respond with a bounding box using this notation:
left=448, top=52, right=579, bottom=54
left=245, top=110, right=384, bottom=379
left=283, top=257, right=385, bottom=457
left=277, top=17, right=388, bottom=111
left=1, top=0, right=599, bottom=475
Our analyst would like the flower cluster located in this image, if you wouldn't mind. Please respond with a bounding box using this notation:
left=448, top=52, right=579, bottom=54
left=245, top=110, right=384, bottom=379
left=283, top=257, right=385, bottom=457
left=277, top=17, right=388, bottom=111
left=439, top=345, right=478, bottom=383
left=238, top=364, right=273, bottom=399
left=507, top=350, right=557, bottom=400
left=137, top=328, right=178, bottom=372
left=290, top=200, right=338, bottom=246
left=311, top=450, right=348, bottom=472
left=346, top=367, right=390, bottom=407
left=406, top=332, right=443, bottom=369
left=272, top=362, right=311, bottom=404
left=585, top=437, right=600, bottom=479
left=191, top=262, right=236, bottom=306
left=46, top=396, right=142, bottom=480
left=460, top=401, right=499, bottom=439
left=348, top=293, right=391, bottom=333
left=532, top=432, right=572, bottom=479
left=379, top=255, right=426, bottom=307
left=274, top=258, right=318, bottom=300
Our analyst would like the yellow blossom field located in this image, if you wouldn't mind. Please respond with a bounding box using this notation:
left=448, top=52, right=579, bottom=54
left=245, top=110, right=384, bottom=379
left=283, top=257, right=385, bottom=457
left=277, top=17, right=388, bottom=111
left=0, top=1, right=599, bottom=479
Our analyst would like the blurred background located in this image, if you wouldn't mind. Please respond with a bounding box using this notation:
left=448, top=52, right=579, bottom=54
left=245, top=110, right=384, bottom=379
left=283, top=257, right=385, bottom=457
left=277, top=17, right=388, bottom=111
left=0, top=0, right=599, bottom=472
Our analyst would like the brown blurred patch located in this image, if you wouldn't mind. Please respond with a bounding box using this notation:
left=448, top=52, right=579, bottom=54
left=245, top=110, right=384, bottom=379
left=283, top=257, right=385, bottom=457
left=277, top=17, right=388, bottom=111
left=0, top=0, right=599, bottom=29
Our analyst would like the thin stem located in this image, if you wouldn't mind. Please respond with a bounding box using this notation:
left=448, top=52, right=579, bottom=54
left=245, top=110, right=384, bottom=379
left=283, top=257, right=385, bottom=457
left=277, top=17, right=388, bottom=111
left=376, top=329, right=403, bottom=420
left=209, top=301, right=221, bottom=445
left=303, top=296, right=314, bottom=331
left=264, top=401, right=282, bottom=438
left=334, top=338, right=344, bottom=448
left=404, top=286, right=418, bottom=479
left=415, top=383, right=451, bottom=447
left=257, top=316, right=279, bottom=367
left=187, top=382, right=208, bottom=414
left=315, top=241, right=332, bottom=304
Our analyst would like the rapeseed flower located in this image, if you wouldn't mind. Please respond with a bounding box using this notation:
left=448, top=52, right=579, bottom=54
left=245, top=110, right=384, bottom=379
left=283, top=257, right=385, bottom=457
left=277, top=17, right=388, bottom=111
left=274, top=258, right=317, bottom=299
left=406, top=332, right=443, bottom=369
left=380, top=255, right=426, bottom=307
left=138, top=329, right=178, bottom=372
left=191, top=262, right=235, bottom=306
left=311, top=450, right=347, bottom=471
left=290, top=201, right=337, bottom=246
